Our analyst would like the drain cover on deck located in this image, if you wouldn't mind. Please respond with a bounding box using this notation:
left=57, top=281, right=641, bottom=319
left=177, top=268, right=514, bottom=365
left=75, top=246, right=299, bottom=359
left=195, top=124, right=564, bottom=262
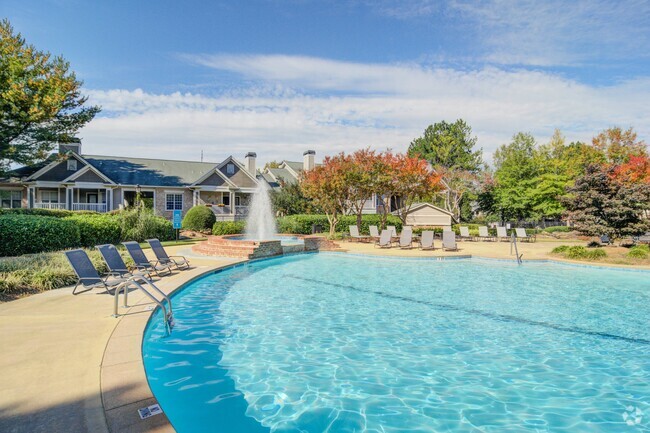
left=138, top=403, right=163, bottom=420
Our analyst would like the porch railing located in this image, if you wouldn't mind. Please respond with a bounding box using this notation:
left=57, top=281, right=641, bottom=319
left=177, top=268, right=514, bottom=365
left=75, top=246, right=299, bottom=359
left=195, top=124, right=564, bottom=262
left=72, top=203, right=107, bottom=212
left=34, top=203, right=66, bottom=210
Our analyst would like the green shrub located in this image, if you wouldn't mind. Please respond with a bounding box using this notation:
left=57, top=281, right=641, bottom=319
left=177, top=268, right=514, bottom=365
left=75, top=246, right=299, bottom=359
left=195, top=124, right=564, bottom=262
left=276, top=214, right=403, bottom=235
left=561, top=246, right=607, bottom=260
left=412, top=226, right=445, bottom=235
left=0, top=215, right=80, bottom=257
left=213, top=220, right=246, bottom=235
left=182, top=206, right=216, bottom=232
left=0, top=208, right=75, bottom=218
left=628, top=245, right=649, bottom=259
left=64, top=214, right=122, bottom=247
left=116, top=208, right=174, bottom=242
left=551, top=245, right=570, bottom=254
left=543, top=226, right=571, bottom=233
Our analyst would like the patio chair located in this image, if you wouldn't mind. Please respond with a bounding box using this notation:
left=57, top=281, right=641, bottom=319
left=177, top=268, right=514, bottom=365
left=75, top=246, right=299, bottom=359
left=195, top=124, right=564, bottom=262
left=64, top=249, right=129, bottom=295
left=420, top=230, right=435, bottom=250
left=459, top=226, right=474, bottom=241
left=387, top=225, right=397, bottom=238
left=496, top=226, right=509, bottom=242
left=402, top=225, right=412, bottom=232
left=515, top=228, right=536, bottom=243
left=375, top=229, right=393, bottom=248
left=599, top=234, right=612, bottom=246
left=398, top=228, right=414, bottom=249
left=369, top=225, right=381, bottom=242
left=349, top=225, right=370, bottom=243
left=478, top=226, right=496, bottom=241
left=96, top=244, right=149, bottom=280
left=122, top=241, right=173, bottom=277
left=147, top=239, right=190, bottom=270
left=442, top=231, right=458, bottom=251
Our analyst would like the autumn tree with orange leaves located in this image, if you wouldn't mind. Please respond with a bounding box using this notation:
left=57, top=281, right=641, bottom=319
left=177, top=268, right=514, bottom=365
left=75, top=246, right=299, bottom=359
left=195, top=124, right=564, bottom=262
left=302, top=150, right=441, bottom=235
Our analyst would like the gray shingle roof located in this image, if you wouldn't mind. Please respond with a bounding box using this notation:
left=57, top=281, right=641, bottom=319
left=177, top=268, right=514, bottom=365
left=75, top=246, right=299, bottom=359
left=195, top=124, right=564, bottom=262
left=83, top=155, right=218, bottom=187
left=268, top=168, right=298, bottom=185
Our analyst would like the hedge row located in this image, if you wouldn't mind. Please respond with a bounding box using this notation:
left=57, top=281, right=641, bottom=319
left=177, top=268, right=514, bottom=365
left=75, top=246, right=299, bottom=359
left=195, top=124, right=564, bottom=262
left=0, top=208, right=174, bottom=257
left=213, top=220, right=246, bottom=235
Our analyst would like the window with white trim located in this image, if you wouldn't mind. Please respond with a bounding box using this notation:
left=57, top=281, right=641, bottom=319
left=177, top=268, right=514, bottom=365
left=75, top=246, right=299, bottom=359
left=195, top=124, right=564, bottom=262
left=41, top=191, right=59, bottom=203
left=226, top=163, right=235, bottom=175
left=0, top=190, right=22, bottom=208
left=165, top=193, right=183, bottom=211
left=67, top=159, right=77, bottom=171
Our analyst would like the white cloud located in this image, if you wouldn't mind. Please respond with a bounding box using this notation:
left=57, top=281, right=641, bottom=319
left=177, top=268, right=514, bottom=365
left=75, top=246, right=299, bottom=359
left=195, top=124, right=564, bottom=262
left=80, top=55, right=650, bottom=166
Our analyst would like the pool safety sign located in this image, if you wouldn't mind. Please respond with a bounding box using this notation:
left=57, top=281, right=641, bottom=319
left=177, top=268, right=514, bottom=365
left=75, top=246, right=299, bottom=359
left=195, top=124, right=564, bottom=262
left=173, top=210, right=182, bottom=229
left=138, top=403, right=163, bottom=420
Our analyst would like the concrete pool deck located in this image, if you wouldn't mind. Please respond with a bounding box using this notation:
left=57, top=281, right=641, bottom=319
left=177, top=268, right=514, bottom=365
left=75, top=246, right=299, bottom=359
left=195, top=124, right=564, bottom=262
left=0, top=239, right=648, bottom=432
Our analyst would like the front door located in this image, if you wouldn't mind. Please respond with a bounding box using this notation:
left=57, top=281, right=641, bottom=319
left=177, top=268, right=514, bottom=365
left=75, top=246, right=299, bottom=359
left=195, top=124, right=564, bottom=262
left=87, top=193, right=98, bottom=204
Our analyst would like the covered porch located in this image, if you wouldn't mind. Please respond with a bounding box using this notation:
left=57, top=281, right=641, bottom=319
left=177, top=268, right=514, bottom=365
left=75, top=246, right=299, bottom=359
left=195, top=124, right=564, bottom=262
left=191, top=187, right=254, bottom=221
left=28, top=183, right=114, bottom=213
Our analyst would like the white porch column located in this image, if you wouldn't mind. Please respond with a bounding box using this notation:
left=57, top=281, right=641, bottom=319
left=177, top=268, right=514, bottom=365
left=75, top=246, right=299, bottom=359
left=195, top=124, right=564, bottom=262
left=105, top=188, right=111, bottom=211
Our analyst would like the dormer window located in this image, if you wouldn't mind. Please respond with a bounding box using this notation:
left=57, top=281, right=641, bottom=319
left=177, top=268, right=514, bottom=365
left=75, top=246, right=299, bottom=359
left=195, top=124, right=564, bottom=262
left=226, top=163, right=235, bottom=175
left=67, top=159, right=77, bottom=171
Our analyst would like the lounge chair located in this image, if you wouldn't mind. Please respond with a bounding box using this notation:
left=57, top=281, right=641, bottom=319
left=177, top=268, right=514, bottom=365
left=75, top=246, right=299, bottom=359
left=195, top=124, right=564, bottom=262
left=349, top=225, right=370, bottom=243
left=478, top=226, right=496, bottom=241
left=122, top=241, right=173, bottom=277
left=369, top=225, right=381, bottom=242
left=96, top=244, right=149, bottom=280
left=515, top=228, right=536, bottom=243
left=459, top=226, right=474, bottom=241
left=442, top=231, right=458, bottom=251
left=402, top=225, right=412, bottom=232
left=496, top=226, right=509, bottom=242
left=64, top=249, right=129, bottom=295
left=387, top=225, right=397, bottom=238
left=599, top=235, right=612, bottom=246
left=398, top=229, right=414, bottom=249
left=420, top=230, right=435, bottom=250
left=638, top=233, right=650, bottom=245
left=147, top=239, right=190, bottom=270
left=375, top=229, right=393, bottom=248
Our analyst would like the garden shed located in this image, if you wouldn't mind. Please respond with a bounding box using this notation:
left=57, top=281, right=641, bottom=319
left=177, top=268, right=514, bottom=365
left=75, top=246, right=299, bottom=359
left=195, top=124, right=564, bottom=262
left=402, top=203, right=454, bottom=228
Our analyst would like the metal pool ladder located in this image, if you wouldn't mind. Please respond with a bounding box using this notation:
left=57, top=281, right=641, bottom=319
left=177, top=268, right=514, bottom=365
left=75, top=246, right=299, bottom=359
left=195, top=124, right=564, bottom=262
left=510, top=232, right=523, bottom=264
left=113, top=278, right=174, bottom=332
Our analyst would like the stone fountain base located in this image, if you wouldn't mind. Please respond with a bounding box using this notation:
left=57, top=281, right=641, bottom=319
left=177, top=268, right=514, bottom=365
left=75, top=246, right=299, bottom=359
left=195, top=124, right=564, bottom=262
left=192, top=235, right=339, bottom=259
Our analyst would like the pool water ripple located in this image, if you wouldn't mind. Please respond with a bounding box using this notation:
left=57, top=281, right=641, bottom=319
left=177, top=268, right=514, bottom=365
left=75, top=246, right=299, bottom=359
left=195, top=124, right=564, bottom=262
left=143, top=254, right=650, bottom=432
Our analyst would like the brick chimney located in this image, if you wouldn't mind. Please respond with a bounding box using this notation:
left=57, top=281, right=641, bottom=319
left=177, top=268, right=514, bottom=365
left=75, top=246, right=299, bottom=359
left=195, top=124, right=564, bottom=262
left=303, top=150, right=315, bottom=171
left=245, top=152, right=257, bottom=175
left=59, top=138, right=82, bottom=155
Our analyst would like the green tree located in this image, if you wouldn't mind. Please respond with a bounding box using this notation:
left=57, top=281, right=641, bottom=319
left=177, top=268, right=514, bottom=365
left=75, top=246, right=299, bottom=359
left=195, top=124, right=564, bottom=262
left=563, top=164, right=650, bottom=239
left=271, top=180, right=316, bottom=216
left=492, top=132, right=539, bottom=221
left=408, top=120, right=483, bottom=172
left=408, top=120, right=483, bottom=221
left=0, top=19, right=99, bottom=173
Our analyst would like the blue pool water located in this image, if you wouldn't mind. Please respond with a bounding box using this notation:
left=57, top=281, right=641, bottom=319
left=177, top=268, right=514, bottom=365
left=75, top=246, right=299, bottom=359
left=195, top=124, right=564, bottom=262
left=143, top=254, right=650, bottom=432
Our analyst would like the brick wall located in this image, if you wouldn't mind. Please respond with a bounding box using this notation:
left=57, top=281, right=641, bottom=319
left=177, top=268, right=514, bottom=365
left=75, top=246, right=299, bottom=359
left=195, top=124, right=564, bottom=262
left=154, top=188, right=194, bottom=220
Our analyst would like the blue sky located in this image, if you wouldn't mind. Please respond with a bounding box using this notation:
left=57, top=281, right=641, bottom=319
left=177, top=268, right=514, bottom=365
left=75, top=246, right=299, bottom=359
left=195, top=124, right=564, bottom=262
left=3, top=0, right=650, bottom=164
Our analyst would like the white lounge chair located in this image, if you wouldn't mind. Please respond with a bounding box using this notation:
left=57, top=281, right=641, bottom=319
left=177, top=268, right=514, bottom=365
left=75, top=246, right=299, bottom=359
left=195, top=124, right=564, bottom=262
left=496, top=226, right=509, bottom=242
left=420, top=231, right=435, bottom=250
left=369, top=225, right=380, bottom=241
left=478, top=226, right=496, bottom=241
left=349, top=225, right=370, bottom=242
left=514, top=228, right=535, bottom=243
left=459, top=226, right=473, bottom=241
left=398, top=229, right=414, bottom=249
left=442, top=231, right=458, bottom=251
left=387, top=225, right=397, bottom=238
left=375, top=229, right=393, bottom=248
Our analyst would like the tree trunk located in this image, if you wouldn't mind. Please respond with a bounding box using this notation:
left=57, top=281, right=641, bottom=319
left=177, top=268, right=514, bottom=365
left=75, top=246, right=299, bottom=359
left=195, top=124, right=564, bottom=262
left=356, top=211, right=363, bottom=231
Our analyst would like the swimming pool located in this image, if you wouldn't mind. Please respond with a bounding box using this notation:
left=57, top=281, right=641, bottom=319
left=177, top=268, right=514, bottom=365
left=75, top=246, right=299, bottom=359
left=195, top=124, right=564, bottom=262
left=143, top=253, right=650, bottom=432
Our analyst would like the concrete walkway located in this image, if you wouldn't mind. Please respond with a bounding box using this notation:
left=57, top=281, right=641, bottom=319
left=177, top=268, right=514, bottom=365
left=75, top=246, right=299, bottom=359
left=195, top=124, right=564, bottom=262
left=0, top=247, right=240, bottom=433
